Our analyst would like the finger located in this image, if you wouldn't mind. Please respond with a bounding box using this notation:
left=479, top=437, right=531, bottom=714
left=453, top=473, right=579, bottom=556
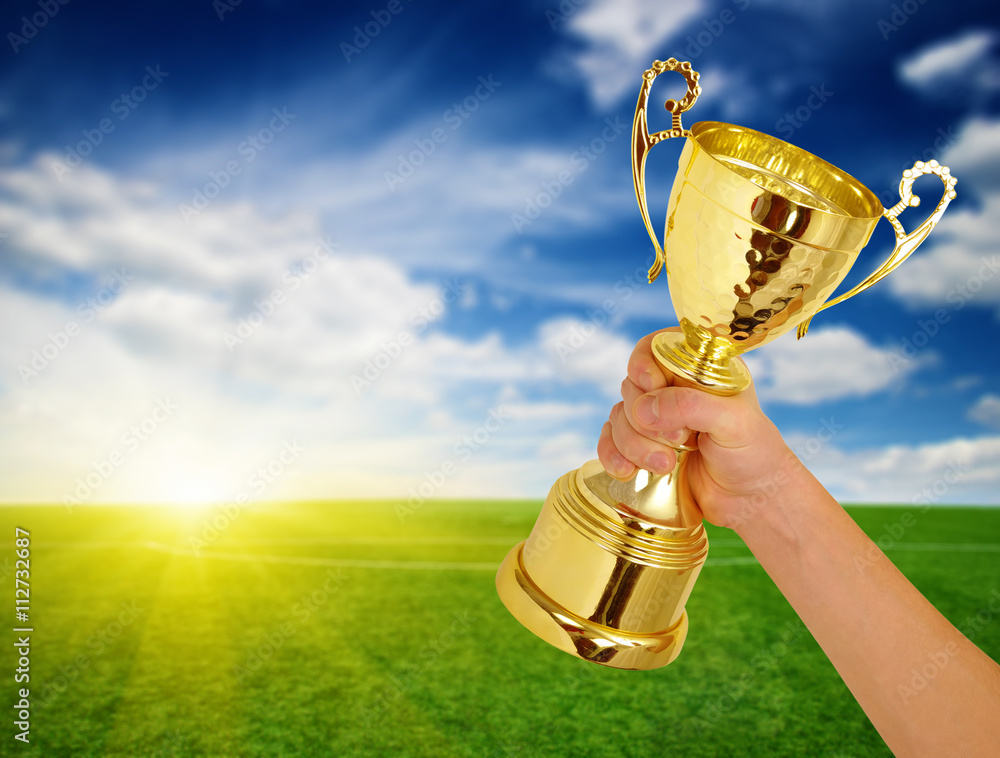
left=632, top=385, right=755, bottom=450
left=610, top=401, right=678, bottom=475
left=626, top=328, right=681, bottom=393
left=597, top=416, right=636, bottom=480
left=621, top=377, right=691, bottom=447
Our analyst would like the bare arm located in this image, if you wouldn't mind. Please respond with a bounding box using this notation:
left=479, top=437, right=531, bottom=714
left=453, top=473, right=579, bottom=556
left=599, top=329, right=1000, bottom=757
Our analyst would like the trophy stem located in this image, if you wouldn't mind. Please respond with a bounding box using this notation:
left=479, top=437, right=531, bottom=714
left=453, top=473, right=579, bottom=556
left=652, top=320, right=750, bottom=396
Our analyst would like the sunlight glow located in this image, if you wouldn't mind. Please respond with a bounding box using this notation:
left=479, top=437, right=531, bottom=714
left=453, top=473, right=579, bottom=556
left=152, top=470, right=232, bottom=509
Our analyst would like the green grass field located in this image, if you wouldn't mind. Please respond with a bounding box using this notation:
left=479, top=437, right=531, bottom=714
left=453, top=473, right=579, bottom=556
left=1, top=500, right=998, bottom=757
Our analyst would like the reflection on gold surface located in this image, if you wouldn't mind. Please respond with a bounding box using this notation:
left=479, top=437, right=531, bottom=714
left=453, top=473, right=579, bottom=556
left=632, top=60, right=957, bottom=388
left=496, top=461, right=705, bottom=670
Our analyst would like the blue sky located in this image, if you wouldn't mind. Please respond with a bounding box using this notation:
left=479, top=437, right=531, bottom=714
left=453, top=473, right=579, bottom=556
left=1, top=0, right=999, bottom=505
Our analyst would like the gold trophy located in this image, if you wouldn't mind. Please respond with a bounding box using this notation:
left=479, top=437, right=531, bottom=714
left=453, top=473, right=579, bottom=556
left=496, top=58, right=958, bottom=670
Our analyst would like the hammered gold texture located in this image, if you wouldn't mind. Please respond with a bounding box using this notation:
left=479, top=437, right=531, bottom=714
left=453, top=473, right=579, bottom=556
left=665, top=133, right=865, bottom=351
left=659, top=123, right=885, bottom=355
left=632, top=63, right=956, bottom=389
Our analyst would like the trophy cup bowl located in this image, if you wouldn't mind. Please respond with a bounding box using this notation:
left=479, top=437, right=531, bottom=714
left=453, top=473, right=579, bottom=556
left=496, top=58, right=957, bottom=670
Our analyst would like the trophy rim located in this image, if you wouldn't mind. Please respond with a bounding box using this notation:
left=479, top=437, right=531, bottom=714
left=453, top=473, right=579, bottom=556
left=688, top=120, right=885, bottom=222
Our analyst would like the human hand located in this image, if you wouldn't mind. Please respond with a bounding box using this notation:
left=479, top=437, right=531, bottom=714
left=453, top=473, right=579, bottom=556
left=596, top=328, right=799, bottom=529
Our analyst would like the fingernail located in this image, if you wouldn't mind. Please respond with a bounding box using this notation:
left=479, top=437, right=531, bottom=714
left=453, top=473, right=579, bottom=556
left=662, top=429, right=689, bottom=447
left=610, top=453, right=631, bottom=476
left=634, top=394, right=658, bottom=425
left=637, top=371, right=654, bottom=392
left=644, top=451, right=672, bottom=473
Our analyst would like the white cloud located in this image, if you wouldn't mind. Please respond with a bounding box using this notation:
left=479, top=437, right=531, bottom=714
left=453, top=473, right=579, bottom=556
left=536, top=431, right=598, bottom=481
left=899, top=29, right=1000, bottom=104
left=686, top=66, right=759, bottom=122
left=934, top=116, right=1000, bottom=194
left=745, top=327, right=909, bottom=405
left=802, top=435, right=1000, bottom=505
left=884, top=221, right=1000, bottom=308
left=0, top=156, right=641, bottom=503
left=538, top=316, right=634, bottom=398
left=968, top=394, right=1000, bottom=429
left=2, top=148, right=991, bottom=507
left=556, top=0, right=707, bottom=109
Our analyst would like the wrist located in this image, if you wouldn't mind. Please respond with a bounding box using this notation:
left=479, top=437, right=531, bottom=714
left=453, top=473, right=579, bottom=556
left=726, top=447, right=827, bottom=548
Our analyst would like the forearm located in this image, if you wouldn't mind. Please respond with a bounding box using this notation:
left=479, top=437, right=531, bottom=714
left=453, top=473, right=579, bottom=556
left=734, top=458, right=1000, bottom=757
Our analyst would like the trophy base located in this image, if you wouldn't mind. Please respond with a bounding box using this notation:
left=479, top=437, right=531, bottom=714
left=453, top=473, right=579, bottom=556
left=496, top=540, right=690, bottom=670
left=496, top=460, right=707, bottom=670
left=652, top=326, right=750, bottom=396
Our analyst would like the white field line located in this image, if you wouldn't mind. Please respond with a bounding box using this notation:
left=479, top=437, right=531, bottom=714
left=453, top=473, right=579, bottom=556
left=706, top=556, right=761, bottom=566
left=217, top=536, right=518, bottom=545
left=144, top=541, right=499, bottom=571
left=143, top=541, right=767, bottom=570
left=703, top=543, right=1000, bottom=566
left=32, top=536, right=1000, bottom=552
left=878, top=543, right=1000, bottom=552
left=37, top=539, right=1000, bottom=574
left=35, top=536, right=518, bottom=549
left=143, top=540, right=767, bottom=570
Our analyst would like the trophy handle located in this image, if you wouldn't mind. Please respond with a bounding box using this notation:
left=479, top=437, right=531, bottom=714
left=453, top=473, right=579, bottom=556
left=796, top=160, right=958, bottom=338
left=632, top=58, right=701, bottom=284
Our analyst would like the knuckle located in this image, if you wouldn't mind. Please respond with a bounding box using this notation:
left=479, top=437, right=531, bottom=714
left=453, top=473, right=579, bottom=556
left=672, top=386, right=697, bottom=420
left=609, top=401, right=624, bottom=422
